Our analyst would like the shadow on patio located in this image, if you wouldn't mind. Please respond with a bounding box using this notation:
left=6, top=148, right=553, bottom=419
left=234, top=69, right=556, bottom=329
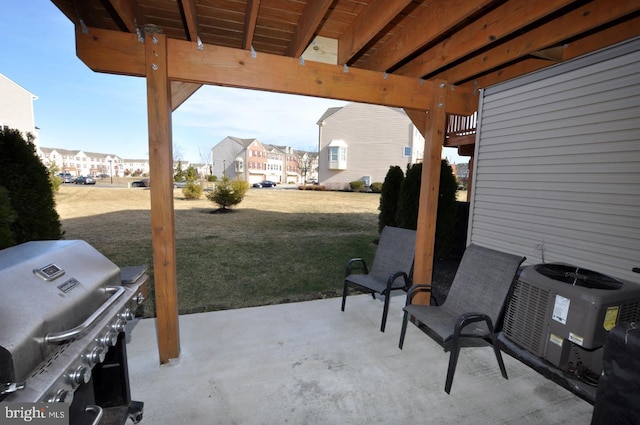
left=125, top=294, right=593, bottom=424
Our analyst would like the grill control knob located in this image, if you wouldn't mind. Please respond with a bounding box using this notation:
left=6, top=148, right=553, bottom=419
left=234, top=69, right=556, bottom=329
left=86, top=346, right=107, bottom=364
left=119, top=308, right=135, bottom=321
left=49, top=389, right=74, bottom=404
left=135, top=292, right=145, bottom=305
left=112, top=318, right=127, bottom=333
left=100, top=330, right=118, bottom=347
left=69, top=366, right=91, bottom=388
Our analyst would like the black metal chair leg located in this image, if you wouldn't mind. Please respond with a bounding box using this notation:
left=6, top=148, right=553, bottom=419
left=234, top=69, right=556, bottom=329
left=399, top=311, right=409, bottom=349
left=492, top=334, right=508, bottom=380
left=341, top=281, right=348, bottom=312
left=380, top=293, right=390, bottom=332
left=445, top=341, right=461, bottom=394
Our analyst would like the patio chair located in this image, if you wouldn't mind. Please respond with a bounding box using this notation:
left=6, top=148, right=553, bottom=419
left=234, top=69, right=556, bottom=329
left=341, top=226, right=416, bottom=332
left=399, top=244, right=525, bottom=393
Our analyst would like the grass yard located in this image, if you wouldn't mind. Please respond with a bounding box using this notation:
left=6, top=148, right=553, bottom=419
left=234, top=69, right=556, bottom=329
left=56, top=184, right=382, bottom=317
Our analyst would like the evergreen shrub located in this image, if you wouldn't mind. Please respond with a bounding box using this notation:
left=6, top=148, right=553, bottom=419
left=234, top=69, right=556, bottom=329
left=377, top=166, right=404, bottom=232
left=0, top=129, right=63, bottom=244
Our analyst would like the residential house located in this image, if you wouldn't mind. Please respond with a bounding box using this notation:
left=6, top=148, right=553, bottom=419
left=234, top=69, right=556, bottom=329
left=211, top=137, right=265, bottom=184
left=316, top=103, right=424, bottom=190
left=122, top=158, right=150, bottom=176
left=263, top=144, right=285, bottom=183
left=38, top=147, right=125, bottom=177
left=0, top=73, right=39, bottom=143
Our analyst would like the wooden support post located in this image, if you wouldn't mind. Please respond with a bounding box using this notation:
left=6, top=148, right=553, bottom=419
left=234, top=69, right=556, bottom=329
left=145, top=31, right=180, bottom=363
left=413, top=80, right=448, bottom=304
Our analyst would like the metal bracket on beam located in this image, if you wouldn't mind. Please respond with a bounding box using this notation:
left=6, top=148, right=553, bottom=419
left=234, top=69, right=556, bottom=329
left=299, top=57, right=305, bottom=66
left=383, top=72, right=388, bottom=80
left=343, top=64, right=349, bottom=73
left=251, top=46, right=257, bottom=59
left=197, top=36, right=204, bottom=51
left=79, top=19, right=89, bottom=35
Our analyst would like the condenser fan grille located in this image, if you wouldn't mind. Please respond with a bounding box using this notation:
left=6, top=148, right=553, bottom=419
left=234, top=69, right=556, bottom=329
left=534, top=264, right=623, bottom=290
left=503, top=278, right=549, bottom=357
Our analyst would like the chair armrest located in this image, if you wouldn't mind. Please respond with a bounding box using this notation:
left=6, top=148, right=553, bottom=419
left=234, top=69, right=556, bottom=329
left=405, top=284, right=434, bottom=306
left=453, top=312, right=495, bottom=338
left=345, top=258, right=368, bottom=277
left=386, top=271, right=409, bottom=292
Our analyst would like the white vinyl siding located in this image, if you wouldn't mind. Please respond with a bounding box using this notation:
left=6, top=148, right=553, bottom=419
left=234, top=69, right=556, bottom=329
left=469, top=38, right=640, bottom=284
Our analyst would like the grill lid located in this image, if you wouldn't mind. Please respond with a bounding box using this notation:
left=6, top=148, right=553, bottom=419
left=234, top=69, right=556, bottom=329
left=0, top=240, right=121, bottom=384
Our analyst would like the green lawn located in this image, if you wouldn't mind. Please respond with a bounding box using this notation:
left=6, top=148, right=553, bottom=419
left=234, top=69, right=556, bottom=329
left=56, top=185, right=381, bottom=317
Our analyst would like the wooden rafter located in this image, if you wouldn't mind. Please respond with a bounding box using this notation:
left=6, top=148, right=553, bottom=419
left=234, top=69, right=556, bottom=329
left=284, top=0, right=333, bottom=58
left=180, top=0, right=199, bottom=42
left=363, top=0, right=496, bottom=72
left=337, top=0, right=413, bottom=65
left=467, top=14, right=640, bottom=89
left=436, top=0, right=640, bottom=84
left=108, top=0, right=140, bottom=33
left=396, top=0, right=577, bottom=78
left=243, top=0, right=260, bottom=50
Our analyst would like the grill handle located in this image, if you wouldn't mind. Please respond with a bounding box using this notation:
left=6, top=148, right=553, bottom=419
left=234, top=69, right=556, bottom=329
left=45, top=286, right=125, bottom=344
left=85, top=405, right=104, bottom=425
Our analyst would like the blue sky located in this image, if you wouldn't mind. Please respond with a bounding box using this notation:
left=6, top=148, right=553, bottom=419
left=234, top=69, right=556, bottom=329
left=2, top=0, right=462, bottom=164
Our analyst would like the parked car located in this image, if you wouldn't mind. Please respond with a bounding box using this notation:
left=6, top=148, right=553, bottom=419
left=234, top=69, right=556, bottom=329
left=253, top=180, right=276, bottom=188
left=173, top=180, right=187, bottom=188
left=131, top=179, right=150, bottom=187
left=58, top=172, right=74, bottom=183
left=74, top=176, right=96, bottom=185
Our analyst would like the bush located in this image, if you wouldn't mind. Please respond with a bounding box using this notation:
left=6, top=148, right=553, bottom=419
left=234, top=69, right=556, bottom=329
left=434, top=159, right=459, bottom=259
left=378, top=165, right=404, bottom=232
left=182, top=181, right=203, bottom=199
left=395, top=163, right=421, bottom=230
left=370, top=182, right=383, bottom=193
left=298, top=185, right=326, bottom=191
left=207, top=175, right=249, bottom=210
left=0, top=186, right=16, bottom=249
left=349, top=180, right=365, bottom=191
left=0, top=129, right=63, bottom=244
left=207, top=175, right=218, bottom=182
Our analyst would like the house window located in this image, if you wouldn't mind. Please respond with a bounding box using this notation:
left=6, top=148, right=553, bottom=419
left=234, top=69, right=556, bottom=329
left=235, top=159, right=244, bottom=172
left=403, top=146, right=411, bottom=157
left=327, top=140, right=347, bottom=170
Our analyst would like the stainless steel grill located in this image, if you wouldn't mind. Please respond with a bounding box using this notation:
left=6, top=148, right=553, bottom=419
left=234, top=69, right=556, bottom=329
left=0, top=240, right=147, bottom=424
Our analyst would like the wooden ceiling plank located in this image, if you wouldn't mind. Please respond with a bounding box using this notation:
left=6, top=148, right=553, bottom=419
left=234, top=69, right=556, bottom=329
left=180, top=0, right=199, bottom=41
left=365, top=0, right=495, bottom=72
left=436, top=0, right=640, bottom=84
left=337, top=0, right=413, bottom=65
left=284, top=0, right=333, bottom=58
left=397, top=0, right=577, bottom=78
left=243, top=0, right=261, bottom=50
left=468, top=14, right=640, bottom=89
left=171, top=81, right=202, bottom=111
left=108, top=0, right=141, bottom=33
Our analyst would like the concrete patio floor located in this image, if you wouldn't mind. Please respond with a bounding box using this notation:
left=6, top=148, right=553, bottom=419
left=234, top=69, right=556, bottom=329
left=125, top=294, right=593, bottom=425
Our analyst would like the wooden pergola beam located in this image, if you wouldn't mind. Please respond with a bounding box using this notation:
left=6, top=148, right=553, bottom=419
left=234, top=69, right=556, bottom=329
left=466, top=14, right=640, bottom=90
left=243, top=0, right=261, bottom=50
left=436, top=0, right=640, bottom=83
left=363, top=0, right=495, bottom=72
left=108, top=0, right=140, bottom=33
left=179, top=0, right=199, bottom=42
left=75, top=26, right=478, bottom=114
left=337, top=0, right=413, bottom=65
left=284, top=0, right=333, bottom=58
left=396, top=0, right=576, bottom=78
